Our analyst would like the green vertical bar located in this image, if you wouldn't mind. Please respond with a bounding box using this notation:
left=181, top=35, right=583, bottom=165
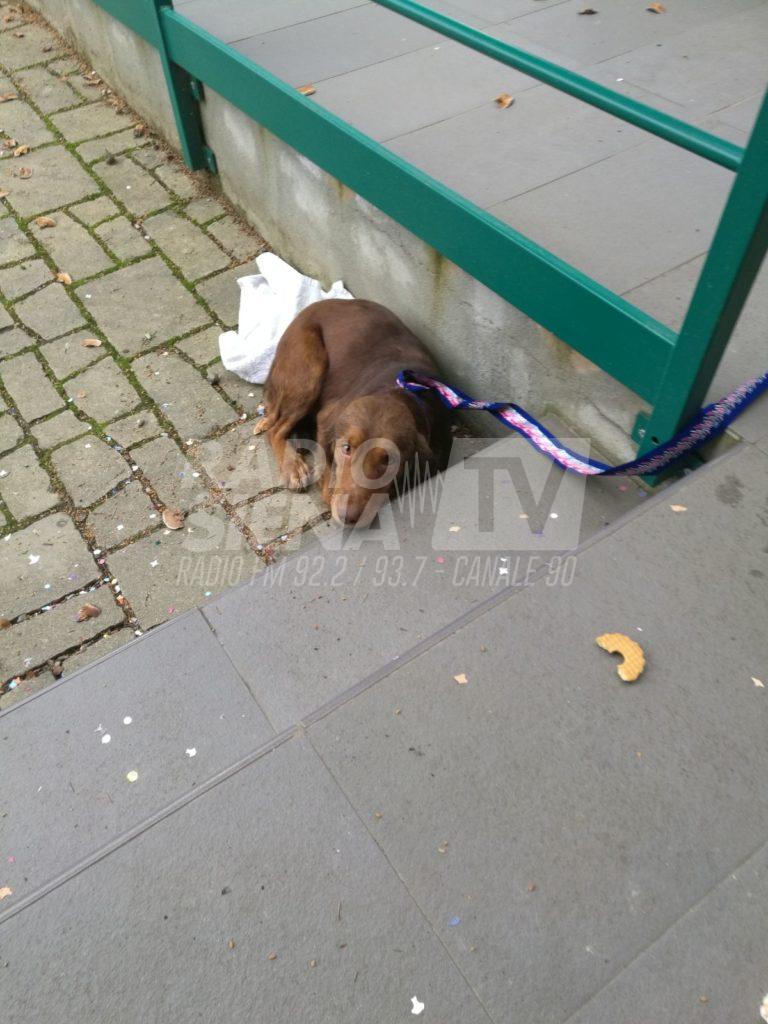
left=146, top=0, right=208, bottom=171
left=639, top=87, right=768, bottom=454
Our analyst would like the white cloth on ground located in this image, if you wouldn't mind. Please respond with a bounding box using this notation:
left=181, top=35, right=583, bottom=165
left=218, top=252, right=353, bottom=384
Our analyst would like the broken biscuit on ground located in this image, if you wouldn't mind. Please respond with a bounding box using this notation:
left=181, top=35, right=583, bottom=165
left=596, top=632, right=645, bottom=682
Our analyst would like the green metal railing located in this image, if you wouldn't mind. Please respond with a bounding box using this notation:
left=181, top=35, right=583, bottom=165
left=94, top=0, right=768, bottom=470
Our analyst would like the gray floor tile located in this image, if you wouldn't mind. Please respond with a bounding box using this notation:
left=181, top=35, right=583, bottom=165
left=595, top=3, right=768, bottom=118
left=389, top=83, right=645, bottom=209
left=490, top=138, right=732, bottom=294
left=499, top=0, right=764, bottom=67
left=0, top=736, right=492, bottom=1024
left=0, top=611, right=273, bottom=910
left=623, top=258, right=768, bottom=444
left=178, top=0, right=369, bottom=43
left=234, top=4, right=441, bottom=87
left=202, top=435, right=647, bottom=731
left=313, top=39, right=537, bottom=143
left=565, top=840, right=768, bottom=1023
left=309, top=444, right=768, bottom=1024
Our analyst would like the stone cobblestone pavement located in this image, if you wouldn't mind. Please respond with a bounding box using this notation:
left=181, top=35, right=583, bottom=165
left=0, top=4, right=328, bottom=705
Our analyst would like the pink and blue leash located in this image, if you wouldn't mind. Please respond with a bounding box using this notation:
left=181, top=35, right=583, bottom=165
left=396, top=369, right=768, bottom=477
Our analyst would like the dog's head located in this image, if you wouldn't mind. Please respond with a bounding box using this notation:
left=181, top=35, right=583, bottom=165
left=317, top=392, right=434, bottom=527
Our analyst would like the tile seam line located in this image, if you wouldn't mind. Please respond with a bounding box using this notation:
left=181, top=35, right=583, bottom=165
left=306, top=729, right=498, bottom=1023
left=0, top=723, right=300, bottom=928
left=202, top=1, right=374, bottom=47
left=559, top=830, right=768, bottom=1024
left=0, top=441, right=713, bottom=927
left=299, top=442, right=747, bottom=729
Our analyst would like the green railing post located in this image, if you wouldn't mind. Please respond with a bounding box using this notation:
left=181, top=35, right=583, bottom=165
left=143, top=0, right=214, bottom=172
left=636, top=88, right=768, bottom=459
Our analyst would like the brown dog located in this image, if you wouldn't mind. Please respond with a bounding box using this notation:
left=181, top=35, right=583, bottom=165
left=256, top=299, right=452, bottom=526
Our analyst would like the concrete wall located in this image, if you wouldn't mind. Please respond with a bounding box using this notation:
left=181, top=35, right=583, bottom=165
left=27, top=0, right=649, bottom=461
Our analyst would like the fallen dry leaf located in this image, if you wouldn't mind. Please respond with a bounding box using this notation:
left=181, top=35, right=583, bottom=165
left=2, top=138, right=17, bottom=150
left=51, top=661, right=63, bottom=679
left=42, top=43, right=54, bottom=53
left=454, top=672, right=468, bottom=685
left=132, top=122, right=147, bottom=137
left=297, top=84, right=316, bottom=97
left=578, top=6, right=598, bottom=12
left=18, top=166, right=32, bottom=179
left=162, top=508, right=185, bottom=530
left=0, top=887, right=13, bottom=901
left=228, top=939, right=236, bottom=950
left=647, top=1, right=666, bottom=10
left=0, top=93, right=18, bottom=103
left=596, top=633, right=645, bottom=682
left=35, top=215, right=56, bottom=228
left=0, top=617, right=11, bottom=629
left=267, top=953, right=278, bottom=961
left=76, top=603, right=101, bottom=622
left=76, top=390, right=87, bottom=399
left=55, top=271, right=72, bottom=285
left=80, top=337, right=102, bottom=348
left=669, top=503, right=687, bottom=513
left=13, top=144, right=29, bottom=157
left=0, top=189, right=9, bottom=199
left=495, top=92, right=515, bottom=109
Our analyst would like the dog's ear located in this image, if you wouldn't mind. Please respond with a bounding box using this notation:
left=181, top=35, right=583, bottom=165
left=316, top=400, right=342, bottom=455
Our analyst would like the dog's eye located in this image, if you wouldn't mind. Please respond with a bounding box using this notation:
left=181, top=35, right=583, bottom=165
left=340, top=442, right=352, bottom=456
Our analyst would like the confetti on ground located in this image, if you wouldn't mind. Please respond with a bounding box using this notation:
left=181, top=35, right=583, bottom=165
left=761, top=993, right=768, bottom=1023
left=0, top=886, right=13, bottom=900
left=753, top=677, right=765, bottom=688
left=448, top=916, right=461, bottom=926
left=228, top=939, right=236, bottom=949
left=267, top=952, right=278, bottom=961
left=126, top=770, right=139, bottom=783
left=669, top=504, right=687, bottom=513
left=101, top=733, right=111, bottom=744
left=28, top=553, right=40, bottom=564
left=411, top=996, right=425, bottom=1016
left=596, top=633, right=645, bottom=682
left=454, top=673, right=468, bottom=685
left=185, top=747, right=197, bottom=758
left=449, top=525, right=461, bottom=533
left=123, top=716, right=133, bottom=724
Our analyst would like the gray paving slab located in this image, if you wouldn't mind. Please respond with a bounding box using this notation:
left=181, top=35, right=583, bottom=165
left=131, top=434, right=207, bottom=511
left=77, top=258, right=210, bottom=357
left=0, top=611, right=274, bottom=910
left=234, top=3, right=442, bottom=87
left=0, top=351, right=63, bottom=422
left=39, top=330, right=105, bottom=380
left=105, top=410, right=163, bottom=448
left=1, top=584, right=123, bottom=683
left=86, top=479, right=157, bottom=550
left=624, top=257, right=768, bottom=445
left=184, top=194, right=226, bottom=225
left=31, top=409, right=91, bottom=449
left=50, top=101, right=129, bottom=142
left=14, top=280, right=86, bottom=340
left=69, top=194, right=120, bottom=226
left=0, top=412, right=22, bottom=454
left=77, top=130, right=150, bottom=164
left=490, top=139, right=732, bottom=295
left=178, top=0, right=369, bottom=42
left=202, top=435, right=647, bottom=730
left=565, top=840, right=768, bottom=1023
left=0, top=327, right=33, bottom=358
left=0, top=258, right=52, bottom=300
left=13, top=65, right=83, bottom=114
left=195, top=264, right=253, bottom=327
left=143, top=210, right=229, bottom=281
left=175, top=323, right=221, bottom=366
left=106, top=507, right=262, bottom=629
left=0, top=443, right=58, bottom=519
left=0, top=92, right=54, bottom=148
left=197, top=424, right=280, bottom=503
left=0, top=734, right=491, bottom=1024
left=390, top=83, right=645, bottom=209
left=30, top=211, right=113, bottom=281
left=205, top=214, right=264, bottom=262
left=0, top=21, right=64, bottom=69
left=596, top=3, right=768, bottom=118
left=50, top=434, right=131, bottom=507
left=1, top=511, right=96, bottom=620
left=133, top=350, right=237, bottom=438
left=94, top=156, right=173, bottom=218
left=64, top=357, right=141, bottom=422
left=0, top=216, right=35, bottom=266
left=2, top=145, right=97, bottom=218
left=208, top=362, right=265, bottom=414
left=313, top=38, right=537, bottom=143
left=500, top=0, right=763, bottom=67
left=309, top=443, right=768, bottom=1024
left=152, top=159, right=201, bottom=201
left=93, top=214, right=152, bottom=260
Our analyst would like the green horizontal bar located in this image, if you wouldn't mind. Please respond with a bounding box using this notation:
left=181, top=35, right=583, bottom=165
left=160, top=8, right=674, bottom=403
left=374, top=0, right=744, bottom=172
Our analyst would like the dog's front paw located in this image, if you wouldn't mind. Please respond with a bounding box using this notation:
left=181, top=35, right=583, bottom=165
left=283, top=456, right=313, bottom=492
